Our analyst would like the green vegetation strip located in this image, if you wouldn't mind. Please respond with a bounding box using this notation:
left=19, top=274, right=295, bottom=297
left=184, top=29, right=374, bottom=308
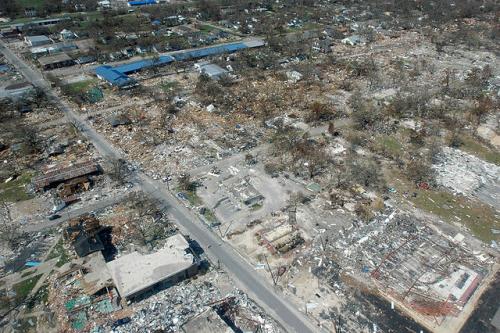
left=159, top=80, right=179, bottom=92
left=410, top=190, right=499, bottom=243
left=27, top=283, right=49, bottom=310
left=0, top=172, right=33, bottom=202
left=460, top=134, right=500, bottom=166
left=389, top=169, right=499, bottom=243
left=13, top=274, right=42, bottom=304
left=47, top=239, right=71, bottom=267
left=21, top=270, right=35, bottom=278
left=202, top=208, right=218, bottom=222
left=373, top=134, right=404, bottom=158
left=62, top=80, right=97, bottom=95
left=176, top=188, right=202, bottom=206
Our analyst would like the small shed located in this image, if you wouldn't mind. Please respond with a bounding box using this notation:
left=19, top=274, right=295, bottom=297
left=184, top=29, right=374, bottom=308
left=60, top=29, right=78, bottom=40
left=195, top=62, right=228, bottom=80
left=341, top=35, right=364, bottom=46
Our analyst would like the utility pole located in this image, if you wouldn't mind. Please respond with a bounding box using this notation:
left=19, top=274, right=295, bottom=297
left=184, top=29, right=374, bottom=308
left=216, top=224, right=223, bottom=238
left=264, top=254, right=276, bottom=285
left=223, top=219, right=236, bottom=237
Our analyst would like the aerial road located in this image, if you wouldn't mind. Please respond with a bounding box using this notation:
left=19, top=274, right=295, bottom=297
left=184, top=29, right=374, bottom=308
left=0, top=40, right=319, bottom=333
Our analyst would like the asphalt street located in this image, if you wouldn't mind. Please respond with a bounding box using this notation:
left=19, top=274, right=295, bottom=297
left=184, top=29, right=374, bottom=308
left=21, top=190, right=136, bottom=232
left=0, top=40, right=319, bottom=333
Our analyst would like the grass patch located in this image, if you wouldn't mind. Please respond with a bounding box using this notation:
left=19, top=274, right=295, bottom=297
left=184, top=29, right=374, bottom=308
left=184, top=190, right=202, bottom=206
left=388, top=168, right=499, bottom=243
left=16, top=0, right=45, bottom=9
left=0, top=172, right=33, bottom=202
left=0, top=17, right=35, bottom=28
left=176, top=188, right=202, bottom=206
left=250, top=203, right=263, bottom=211
left=21, top=270, right=35, bottom=278
left=410, top=190, right=499, bottom=243
left=198, top=24, right=215, bottom=32
left=62, top=80, right=97, bottom=95
left=373, top=134, right=404, bottom=159
left=159, top=80, right=179, bottom=92
left=27, top=283, right=49, bottom=310
left=47, top=239, right=71, bottom=267
left=202, top=208, right=217, bottom=222
left=286, top=22, right=322, bottom=32
left=459, top=134, right=500, bottom=166
left=13, top=274, right=42, bottom=304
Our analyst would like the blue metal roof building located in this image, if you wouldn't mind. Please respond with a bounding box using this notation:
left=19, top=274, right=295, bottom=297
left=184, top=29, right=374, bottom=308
left=95, top=66, right=137, bottom=88
left=94, top=39, right=264, bottom=88
left=114, top=55, right=175, bottom=74
left=128, top=0, right=157, bottom=6
left=171, top=42, right=247, bottom=61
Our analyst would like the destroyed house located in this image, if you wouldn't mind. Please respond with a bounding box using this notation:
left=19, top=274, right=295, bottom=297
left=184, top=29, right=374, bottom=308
left=181, top=308, right=234, bottom=333
left=106, top=234, right=199, bottom=300
left=33, top=160, right=100, bottom=191
left=61, top=251, right=115, bottom=296
left=76, top=55, right=96, bottom=65
left=72, top=230, right=105, bottom=257
left=65, top=216, right=104, bottom=257
left=38, top=53, right=74, bottom=70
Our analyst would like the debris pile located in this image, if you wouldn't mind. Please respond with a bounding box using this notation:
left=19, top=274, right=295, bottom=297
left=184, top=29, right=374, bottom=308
left=433, top=147, right=500, bottom=208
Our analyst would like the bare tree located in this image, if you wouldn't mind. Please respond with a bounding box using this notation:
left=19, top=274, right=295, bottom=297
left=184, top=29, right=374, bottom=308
left=107, top=158, right=129, bottom=185
left=346, top=157, right=384, bottom=190
left=306, top=101, right=335, bottom=123
left=406, top=160, right=434, bottom=185
left=178, top=173, right=195, bottom=192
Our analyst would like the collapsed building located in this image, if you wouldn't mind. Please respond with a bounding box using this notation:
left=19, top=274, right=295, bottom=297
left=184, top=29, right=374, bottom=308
left=259, top=223, right=303, bottom=254
left=65, top=215, right=105, bottom=257
left=63, top=215, right=200, bottom=300
left=181, top=307, right=233, bottom=333
left=56, top=176, right=91, bottom=203
left=181, top=296, right=272, bottom=333
left=38, top=53, right=75, bottom=70
left=32, top=160, right=100, bottom=191
left=54, top=251, right=122, bottom=331
left=310, top=211, right=494, bottom=329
